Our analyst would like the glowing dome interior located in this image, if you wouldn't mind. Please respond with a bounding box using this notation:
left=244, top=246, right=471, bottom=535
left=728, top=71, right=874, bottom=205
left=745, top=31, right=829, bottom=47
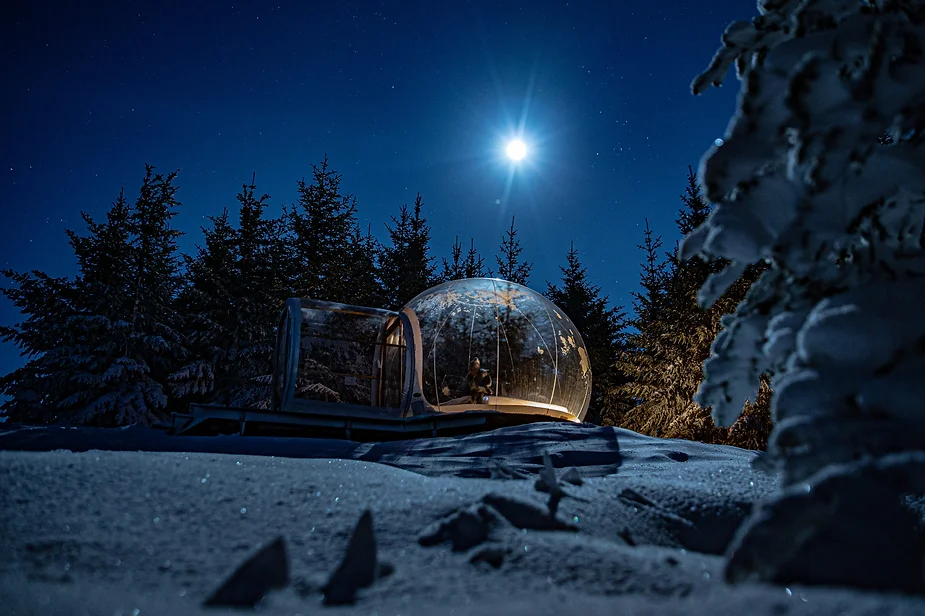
left=404, top=278, right=592, bottom=422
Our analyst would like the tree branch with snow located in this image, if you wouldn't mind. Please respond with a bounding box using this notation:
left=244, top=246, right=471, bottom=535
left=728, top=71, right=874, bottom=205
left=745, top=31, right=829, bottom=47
left=683, top=0, right=925, bottom=592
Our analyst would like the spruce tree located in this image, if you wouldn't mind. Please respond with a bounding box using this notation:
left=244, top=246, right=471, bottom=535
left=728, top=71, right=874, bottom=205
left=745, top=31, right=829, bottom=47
left=233, top=176, right=286, bottom=387
left=57, top=189, right=145, bottom=423
left=439, top=237, right=485, bottom=281
left=236, top=174, right=277, bottom=307
left=125, top=166, right=186, bottom=410
left=646, top=167, right=732, bottom=443
left=1, top=166, right=185, bottom=426
left=343, top=223, right=385, bottom=307
left=544, top=243, right=630, bottom=425
left=633, top=219, right=668, bottom=332
left=288, top=156, right=358, bottom=303
left=68, top=191, right=134, bottom=316
left=664, top=169, right=771, bottom=447
left=0, top=270, right=80, bottom=423
left=439, top=237, right=465, bottom=282
left=171, top=176, right=285, bottom=408
left=617, top=170, right=771, bottom=448
left=170, top=209, right=239, bottom=404
left=614, top=220, right=671, bottom=427
left=494, top=215, right=532, bottom=285
left=264, top=212, right=293, bottom=308
left=379, top=193, right=436, bottom=308
left=464, top=238, right=487, bottom=279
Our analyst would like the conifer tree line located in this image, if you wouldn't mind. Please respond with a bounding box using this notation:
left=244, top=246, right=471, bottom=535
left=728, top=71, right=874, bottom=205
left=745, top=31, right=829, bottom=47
left=1, top=158, right=770, bottom=448
left=612, top=168, right=772, bottom=449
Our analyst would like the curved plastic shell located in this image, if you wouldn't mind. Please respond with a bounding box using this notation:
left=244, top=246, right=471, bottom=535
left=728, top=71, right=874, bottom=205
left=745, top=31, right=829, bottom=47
left=404, top=278, right=591, bottom=422
left=272, top=279, right=591, bottom=423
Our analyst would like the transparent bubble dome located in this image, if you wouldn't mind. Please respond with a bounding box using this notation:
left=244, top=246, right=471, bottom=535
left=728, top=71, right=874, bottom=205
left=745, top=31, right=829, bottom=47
left=404, top=278, right=591, bottom=422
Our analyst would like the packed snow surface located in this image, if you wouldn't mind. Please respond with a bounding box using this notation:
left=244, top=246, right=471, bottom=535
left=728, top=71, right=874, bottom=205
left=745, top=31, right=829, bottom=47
left=1, top=422, right=923, bottom=615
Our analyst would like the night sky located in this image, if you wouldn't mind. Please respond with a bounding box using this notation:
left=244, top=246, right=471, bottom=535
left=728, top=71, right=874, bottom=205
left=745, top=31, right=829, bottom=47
left=2, top=0, right=743, bottom=378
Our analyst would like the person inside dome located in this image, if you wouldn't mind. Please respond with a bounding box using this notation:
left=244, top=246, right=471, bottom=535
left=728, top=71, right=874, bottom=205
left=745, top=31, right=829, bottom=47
left=466, top=358, right=493, bottom=403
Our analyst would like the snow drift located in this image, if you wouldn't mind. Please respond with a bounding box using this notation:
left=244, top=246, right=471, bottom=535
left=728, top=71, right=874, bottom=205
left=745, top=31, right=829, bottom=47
left=2, top=423, right=925, bottom=615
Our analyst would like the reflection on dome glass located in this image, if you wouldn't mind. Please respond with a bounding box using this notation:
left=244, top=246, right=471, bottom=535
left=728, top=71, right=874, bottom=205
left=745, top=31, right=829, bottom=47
left=404, top=278, right=591, bottom=422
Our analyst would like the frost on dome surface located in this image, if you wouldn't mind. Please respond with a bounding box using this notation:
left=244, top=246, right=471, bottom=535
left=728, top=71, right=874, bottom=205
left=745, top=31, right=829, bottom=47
left=404, top=278, right=591, bottom=422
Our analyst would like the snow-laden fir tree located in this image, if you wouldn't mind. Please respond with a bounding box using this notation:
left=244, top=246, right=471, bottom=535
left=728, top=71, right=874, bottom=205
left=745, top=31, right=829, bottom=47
left=129, top=166, right=187, bottom=386
left=0, top=269, right=80, bottom=424
left=169, top=209, right=236, bottom=403
left=494, top=215, right=532, bottom=285
left=616, top=174, right=771, bottom=448
left=109, top=166, right=186, bottom=422
left=342, top=223, right=386, bottom=308
left=682, top=0, right=925, bottom=592
left=663, top=171, right=770, bottom=449
left=237, top=175, right=288, bottom=318
left=614, top=220, right=670, bottom=430
left=618, top=180, right=727, bottom=442
left=544, top=243, right=631, bottom=426
left=1, top=166, right=186, bottom=426
left=379, top=193, right=437, bottom=309
left=233, top=189, right=292, bottom=409
left=170, top=177, right=289, bottom=408
left=288, top=156, right=359, bottom=303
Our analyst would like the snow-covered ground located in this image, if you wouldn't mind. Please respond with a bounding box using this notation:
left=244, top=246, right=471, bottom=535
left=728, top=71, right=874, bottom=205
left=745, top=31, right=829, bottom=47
left=1, top=422, right=923, bottom=615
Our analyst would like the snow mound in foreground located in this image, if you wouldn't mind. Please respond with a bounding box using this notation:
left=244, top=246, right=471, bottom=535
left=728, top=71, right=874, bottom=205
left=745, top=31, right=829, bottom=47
left=2, top=423, right=924, bottom=614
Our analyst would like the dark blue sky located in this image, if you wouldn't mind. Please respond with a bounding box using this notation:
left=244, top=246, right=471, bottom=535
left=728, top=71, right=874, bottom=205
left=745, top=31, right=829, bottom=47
left=1, top=0, right=743, bottom=377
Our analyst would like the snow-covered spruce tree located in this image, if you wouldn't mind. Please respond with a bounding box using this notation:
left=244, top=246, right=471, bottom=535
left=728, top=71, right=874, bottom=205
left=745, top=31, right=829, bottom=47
left=1, top=167, right=186, bottom=426
left=233, top=194, right=292, bottom=409
left=171, top=178, right=285, bottom=408
left=235, top=177, right=286, bottom=371
left=545, top=243, right=632, bottom=426
left=120, top=166, right=187, bottom=421
left=660, top=169, right=771, bottom=448
left=170, top=209, right=238, bottom=404
left=0, top=270, right=80, bottom=423
left=615, top=174, right=771, bottom=448
left=288, top=156, right=359, bottom=303
left=1, top=192, right=134, bottom=423
left=682, top=0, right=925, bottom=591
left=494, top=215, right=532, bottom=285
left=341, top=222, right=386, bottom=308
left=614, top=220, right=671, bottom=430
left=55, top=188, right=158, bottom=424
left=379, top=193, right=437, bottom=309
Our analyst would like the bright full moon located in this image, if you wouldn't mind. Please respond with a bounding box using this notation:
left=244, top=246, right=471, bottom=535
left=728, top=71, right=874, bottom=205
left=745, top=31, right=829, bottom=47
left=506, top=139, right=527, bottom=161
